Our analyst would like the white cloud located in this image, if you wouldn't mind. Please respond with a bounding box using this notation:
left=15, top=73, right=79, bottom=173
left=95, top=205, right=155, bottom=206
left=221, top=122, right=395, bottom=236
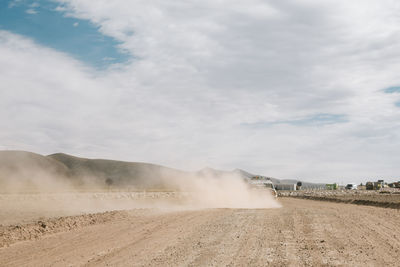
left=8, top=0, right=22, bottom=8
left=30, top=2, right=40, bottom=8
left=25, top=8, right=37, bottom=14
left=2, top=0, right=400, bottom=183
left=73, top=22, right=79, bottom=27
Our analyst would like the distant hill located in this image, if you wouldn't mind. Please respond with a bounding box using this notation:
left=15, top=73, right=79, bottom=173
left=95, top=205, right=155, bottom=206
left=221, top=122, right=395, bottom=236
left=0, top=150, right=323, bottom=191
left=48, top=153, right=188, bottom=189
left=0, top=151, right=68, bottom=176
left=232, top=169, right=254, bottom=178
left=0, top=151, right=70, bottom=192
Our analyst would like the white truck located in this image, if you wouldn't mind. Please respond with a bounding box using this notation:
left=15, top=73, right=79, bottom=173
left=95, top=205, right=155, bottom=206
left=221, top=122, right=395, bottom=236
left=345, top=183, right=358, bottom=190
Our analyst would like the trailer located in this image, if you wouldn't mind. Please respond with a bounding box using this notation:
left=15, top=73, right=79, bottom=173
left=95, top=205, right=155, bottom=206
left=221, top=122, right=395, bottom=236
left=274, top=183, right=297, bottom=191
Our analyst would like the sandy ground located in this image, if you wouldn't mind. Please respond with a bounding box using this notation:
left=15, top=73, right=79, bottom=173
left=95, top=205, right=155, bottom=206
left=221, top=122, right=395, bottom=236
left=1, top=198, right=400, bottom=266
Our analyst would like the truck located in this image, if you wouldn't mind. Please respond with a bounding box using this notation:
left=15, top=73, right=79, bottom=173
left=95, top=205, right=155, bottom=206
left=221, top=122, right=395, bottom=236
left=345, top=183, right=358, bottom=190
left=366, top=181, right=383, bottom=190
left=248, top=177, right=277, bottom=197
left=366, top=182, right=374, bottom=190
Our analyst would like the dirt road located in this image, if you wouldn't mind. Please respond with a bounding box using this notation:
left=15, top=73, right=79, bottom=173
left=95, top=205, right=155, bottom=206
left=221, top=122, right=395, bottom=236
left=1, top=198, right=399, bottom=266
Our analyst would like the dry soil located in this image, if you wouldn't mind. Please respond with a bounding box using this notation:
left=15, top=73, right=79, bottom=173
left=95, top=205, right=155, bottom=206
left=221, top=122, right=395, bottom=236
left=1, top=198, right=399, bottom=266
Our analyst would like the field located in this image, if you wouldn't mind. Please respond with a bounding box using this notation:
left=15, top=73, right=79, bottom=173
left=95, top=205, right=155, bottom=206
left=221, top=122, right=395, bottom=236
left=278, top=189, right=400, bottom=209
left=1, top=193, right=400, bottom=266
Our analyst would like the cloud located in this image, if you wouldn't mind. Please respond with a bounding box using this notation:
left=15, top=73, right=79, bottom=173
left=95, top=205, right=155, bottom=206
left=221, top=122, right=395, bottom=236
left=25, top=8, right=37, bottom=14
left=8, top=0, right=22, bottom=8
left=30, top=2, right=40, bottom=8
left=2, top=0, right=400, bottom=183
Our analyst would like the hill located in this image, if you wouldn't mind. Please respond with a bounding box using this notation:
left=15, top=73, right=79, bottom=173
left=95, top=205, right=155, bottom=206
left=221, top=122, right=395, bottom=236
left=48, top=153, right=188, bottom=189
left=0, top=151, right=70, bottom=192
left=0, top=150, right=323, bottom=191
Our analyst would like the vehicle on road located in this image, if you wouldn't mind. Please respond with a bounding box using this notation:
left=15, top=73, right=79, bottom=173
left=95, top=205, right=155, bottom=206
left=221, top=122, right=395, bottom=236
left=345, top=183, right=358, bottom=190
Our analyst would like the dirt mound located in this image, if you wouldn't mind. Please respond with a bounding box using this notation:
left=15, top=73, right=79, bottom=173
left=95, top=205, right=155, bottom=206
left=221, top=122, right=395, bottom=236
left=0, top=210, right=130, bottom=248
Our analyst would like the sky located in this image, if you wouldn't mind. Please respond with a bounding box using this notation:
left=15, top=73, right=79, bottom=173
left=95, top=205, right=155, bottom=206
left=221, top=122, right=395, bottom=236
left=1, top=0, right=400, bottom=183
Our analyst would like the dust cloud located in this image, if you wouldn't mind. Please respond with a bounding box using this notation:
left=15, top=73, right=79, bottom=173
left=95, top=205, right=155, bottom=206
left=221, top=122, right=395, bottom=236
left=166, top=172, right=281, bottom=209
left=0, top=152, right=280, bottom=225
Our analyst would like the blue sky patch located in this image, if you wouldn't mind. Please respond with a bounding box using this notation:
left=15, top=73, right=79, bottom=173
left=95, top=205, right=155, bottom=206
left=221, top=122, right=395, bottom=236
left=0, top=0, right=129, bottom=68
left=242, top=113, right=348, bottom=128
left=384, top=86, right=400, bottom=93
left=287, top=113, right=347, bottom=126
